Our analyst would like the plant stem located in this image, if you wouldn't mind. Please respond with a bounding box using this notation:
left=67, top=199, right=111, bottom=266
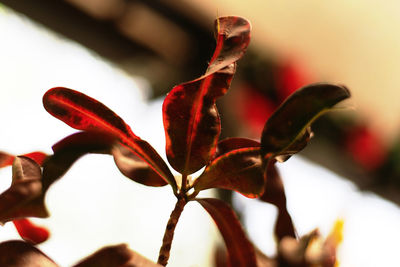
left=157, top=196, right=187, bottom=266
left=181, top=174, right=188, bottom=192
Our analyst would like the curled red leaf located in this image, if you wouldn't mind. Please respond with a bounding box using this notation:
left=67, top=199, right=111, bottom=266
left=163, top=16, right=251, bottom=175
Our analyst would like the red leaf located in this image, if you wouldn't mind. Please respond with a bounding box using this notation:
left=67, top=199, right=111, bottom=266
left=13, top=218, right=50, bottom=244
left=163, top=16, right=251, bottom=175
left=112, top=144, right=168, bottom=187
left=0, top=156, right=48, bottom=223
left=23, top=152, right=48, bottom=166
left=214, top=137, right=260, bottom=159
left=43, top=87, right=176, bottom=191
left=52, top=131, right=116, bottom=154
left=194, top=147, right=265, bottom=198
left=0, top=151, right=48, bottom=168
left=206, top=17, right=252, bottom=76
left=0, top=240, right=59, bottom=267
left=72, top=244, right=162, bottom=267
left=259, top=161, right=296, bottom=241
left=0, top=151, right=14, bottom=168
left=196, top=198, right=257, bottom=267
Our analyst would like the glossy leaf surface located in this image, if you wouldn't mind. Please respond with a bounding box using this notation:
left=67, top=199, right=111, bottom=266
left=194, top=147, right=264, bottom=198
left=13, top=218, right=50, bottom=244
left=261, top=83, right=350, bottom=160
left=0, top=240, right=58, bottom=267
left=112, top=143, right=168, bottom=187
left=259, top=161, right=296, bottom=240
left=163, top=16, right=250, bottom=175
left=196, top=198, right=257, bottom=267
left=43, top=87, right=176, bottom=190
left=0, top=156, right=48, bottom=223
left=73, top=244, right=162, bottom=267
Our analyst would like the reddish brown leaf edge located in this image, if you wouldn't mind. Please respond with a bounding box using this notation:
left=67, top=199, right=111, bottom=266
left=162, top=16, right=251, bottom=176
left=193, top=138, right=264, bottom=198
left=196, top=198, right=257, bottom=267
left=0, top=240, right=162, bottom=267
left=43, top=87, right=177, bottom=192
left=0, top=156, right=48, bottom=223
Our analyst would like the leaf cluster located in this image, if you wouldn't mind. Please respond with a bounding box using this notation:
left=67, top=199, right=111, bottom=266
left=0, top=16, right=350, bottom=266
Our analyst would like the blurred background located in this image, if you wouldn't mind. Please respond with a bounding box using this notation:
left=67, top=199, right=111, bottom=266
left=1, top=0, right=400, bottom=266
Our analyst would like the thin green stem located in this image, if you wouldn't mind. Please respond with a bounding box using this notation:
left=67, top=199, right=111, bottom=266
left=157, top=196, right=187, bottom=266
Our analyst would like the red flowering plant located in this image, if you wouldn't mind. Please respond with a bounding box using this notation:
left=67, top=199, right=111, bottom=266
left=0, top=16, right=350, bottom=266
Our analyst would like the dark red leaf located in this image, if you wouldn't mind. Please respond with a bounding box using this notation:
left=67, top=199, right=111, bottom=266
left=112, top=143, right=168, bottom=187
left=23, top=152, right=48, bottom=166
left=214, top=137, right=260, bottom=159
left=259, top=161, right=296, bottom=241
left=163, top=16, right=251, bottom=175
left=0, top=156, right=48, bottom=223
left=13, top=218, right=50, bottom=244
left=43, top=87, right=176, bottom=191
left=0, top=132, right=116, bottom=224
left=54, top=131, right=168, bottom=187
left=72, top=244, right=162, bottom=267
left=42, top=131, right=117, bottom=191
left=0, top=151, right=47, bottom=169
left=194, top=147, right=265, bottom=198
left=0, top=153, right=50, bottom=241
left=52, top=131, right=116, bottom=154
left=0, top=151, right=14, bottom=168
left=196, top=198, right=257, bottom=267
left=206, top=17, right=252, bottom=76
left=0, top=240, right=59, bottom=267
left=261, top=83, right=350, bottom=162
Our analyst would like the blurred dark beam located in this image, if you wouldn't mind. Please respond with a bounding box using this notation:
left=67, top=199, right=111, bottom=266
left=0, top=0, right=216, bottom=96
left=0, top=0, right=153, bottom=61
